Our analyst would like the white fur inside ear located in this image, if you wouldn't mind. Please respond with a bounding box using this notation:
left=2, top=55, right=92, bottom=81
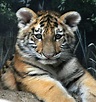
left=16, top=8, right=26, bottom=20
left=60, top=11, right=81, bottom=32
left=70, top=11, right=81, bottom=25
left=16, top=8, right=37, bottom=29
left=16, top=8, right=32, bottom=28
left=17, top=21, right=26, bottom=28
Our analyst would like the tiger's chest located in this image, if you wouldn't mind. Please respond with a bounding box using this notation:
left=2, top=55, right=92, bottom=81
left=13, top=55, right=84, bottom=87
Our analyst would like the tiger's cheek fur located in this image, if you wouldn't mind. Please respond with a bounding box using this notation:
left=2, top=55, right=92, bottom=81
left=55, top=41, right=61, bottom=53
left=36, top=41, right=43, bottom=54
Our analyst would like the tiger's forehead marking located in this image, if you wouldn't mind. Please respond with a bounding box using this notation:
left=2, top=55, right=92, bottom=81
left=34, top=24, right=44, bottom=35
left=32, top=12, right=66, bottom=37
left=36, top=14, right=58, bottom=26
left=38, top=13, right=60, bottom=27
left=55, top=25, right=64, bottom=35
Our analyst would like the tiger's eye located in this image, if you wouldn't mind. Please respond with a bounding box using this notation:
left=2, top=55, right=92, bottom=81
left=55, top=34, right=62, bottom=39
left=35, top=34, right=42, bottom=39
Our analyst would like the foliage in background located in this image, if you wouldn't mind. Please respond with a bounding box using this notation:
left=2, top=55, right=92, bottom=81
left=75, top=30, right=96, bottom=78
left=0, top=0, right=17, bottom=68
left=0, top=0, right=17, bottom=35
left=58, top=0, right=96, bottom=35
left=87, top=43, right=96, bottom=78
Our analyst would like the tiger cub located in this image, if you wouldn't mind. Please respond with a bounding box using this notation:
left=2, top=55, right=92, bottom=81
left=1, top=8, right=96, bottom=102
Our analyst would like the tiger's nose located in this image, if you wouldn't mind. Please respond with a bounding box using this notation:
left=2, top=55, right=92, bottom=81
left=43, top=53, right=54, bottom=59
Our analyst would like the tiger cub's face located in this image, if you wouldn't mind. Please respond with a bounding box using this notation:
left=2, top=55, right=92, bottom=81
left=16, top=8, right=81, bottom=64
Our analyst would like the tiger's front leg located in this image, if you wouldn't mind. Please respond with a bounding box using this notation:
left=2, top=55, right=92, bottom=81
left=1, top=68, right=76, bottom=102
left=18, top=75, right=76, bottom=102
left=58, top=58, right=96, bottom=102
left=76, top=71, right=96, bottom=102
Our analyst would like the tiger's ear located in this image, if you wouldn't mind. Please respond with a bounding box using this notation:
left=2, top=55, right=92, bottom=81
left=60, top=11, right=81, bottom=31
left=16, top=7, right=37, bottom=28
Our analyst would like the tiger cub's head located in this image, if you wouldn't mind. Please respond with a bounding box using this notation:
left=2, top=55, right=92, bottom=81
left=16, top=8, right=81, bottom=64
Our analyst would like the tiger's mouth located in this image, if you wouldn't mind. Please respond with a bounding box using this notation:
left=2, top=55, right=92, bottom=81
left=35, top=52, right=61, bottom=64
left=36, top=52, right=61, bottom=60
left=38, top=59, right=58, bottom=64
